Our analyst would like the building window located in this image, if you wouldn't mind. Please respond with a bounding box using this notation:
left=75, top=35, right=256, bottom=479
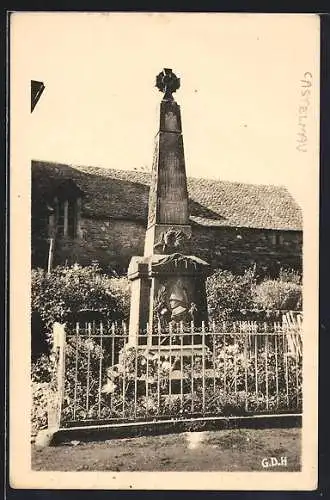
left=271, top=233, right=284, bottom=245
left=57, top=200, right=65, bottom=236
left=68, top=200, right=77, bottom=238
left=56, top=198, right=79, bottom=238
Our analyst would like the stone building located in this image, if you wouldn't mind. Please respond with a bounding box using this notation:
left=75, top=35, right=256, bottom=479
left=31, top=159, right=302, bottom=277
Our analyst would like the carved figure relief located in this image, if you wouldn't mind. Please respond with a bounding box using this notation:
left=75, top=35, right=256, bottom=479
left=169, top=279, right=189, bottom=321
left=154, top=279, right=198, bottom=327
left=154, top=227, right=189, bottom=253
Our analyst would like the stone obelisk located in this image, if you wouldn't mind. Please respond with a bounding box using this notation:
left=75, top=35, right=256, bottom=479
left=128, top=69, right=211, bottom=346
left=144, top=68, right=191, bottom=256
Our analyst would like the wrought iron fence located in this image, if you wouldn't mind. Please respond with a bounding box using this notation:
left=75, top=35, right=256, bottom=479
left=51, top=317, right=302, bottom=428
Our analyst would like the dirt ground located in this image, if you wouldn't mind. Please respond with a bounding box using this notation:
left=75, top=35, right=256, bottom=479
left=32, top=427, right=301, bottom=472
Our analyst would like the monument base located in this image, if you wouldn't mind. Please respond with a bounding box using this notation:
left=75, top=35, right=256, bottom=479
left=127, top=252, right=211, bottom=345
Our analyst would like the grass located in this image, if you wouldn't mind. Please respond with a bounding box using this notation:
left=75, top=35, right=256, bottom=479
left=32, top=427, right=301, bottom=472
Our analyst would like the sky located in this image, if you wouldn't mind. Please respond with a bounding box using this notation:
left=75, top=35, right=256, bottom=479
left=12, top=13, right=320, bottom=206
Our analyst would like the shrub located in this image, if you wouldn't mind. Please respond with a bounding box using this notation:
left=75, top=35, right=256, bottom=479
left=31, top=382, right=51, bottom=438
left=31, top=354, right=55, bottom=438
left=206, top=268, right=256, bottom=322
left=31, top=353, right=54, bottom=383
left=104, top=276, right=130, bottom=321
left=279, top=268, right=302, bottom=285
left=31, top=263, right=131, bottom=345
left=252, top=278, right=302, bottom=311
left=206, top=267, right=302, bottom=321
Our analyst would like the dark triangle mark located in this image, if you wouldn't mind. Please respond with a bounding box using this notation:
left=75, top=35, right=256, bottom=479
left=31, top=80, right=45, bottom=113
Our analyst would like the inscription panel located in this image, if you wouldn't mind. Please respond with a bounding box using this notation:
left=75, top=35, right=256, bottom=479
left=158, top=147, right=189, bottom=224
left=164, top=111, right=179, bottom=132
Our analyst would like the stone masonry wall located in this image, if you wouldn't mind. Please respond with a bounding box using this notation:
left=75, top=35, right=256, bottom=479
left=190, top=225, right=302, bottom=277
left=42, top=216, right=303, bottom=277
left=52, top=218, right=145, bottom=273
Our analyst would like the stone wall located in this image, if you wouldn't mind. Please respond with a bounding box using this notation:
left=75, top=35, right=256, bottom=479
left=33, top=216, right=302, bottom=277
left=190, top=225, right=302, bottom=277
left=52, top=218, right=146, bottom=273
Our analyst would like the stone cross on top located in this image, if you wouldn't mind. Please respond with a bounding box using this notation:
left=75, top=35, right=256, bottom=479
left=156, top=68, right=180, bottom=101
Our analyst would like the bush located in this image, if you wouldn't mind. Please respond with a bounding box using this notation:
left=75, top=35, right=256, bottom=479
left=206, top=267, right=302, bottom=321
left=31, top=382, right=50, bottom=438
left=105, top=276, right=130, bottom=321
left=31, top=354, right=55, bottom=438
left=252, top=276, right=302, bottom=311
left=279, top=268, right=302, bottom=285
left=31, top=263, right=131, bottom=345
left=206, top=268, right=256, bottom=322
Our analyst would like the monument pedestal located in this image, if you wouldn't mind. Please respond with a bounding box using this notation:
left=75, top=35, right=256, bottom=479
left=127, top=252, right=211, bottom=346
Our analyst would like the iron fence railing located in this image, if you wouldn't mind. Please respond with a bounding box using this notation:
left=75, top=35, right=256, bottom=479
left=51, top=318, right=302, bottom=427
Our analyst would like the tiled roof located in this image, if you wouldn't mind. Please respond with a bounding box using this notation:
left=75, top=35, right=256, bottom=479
left=32, top=160, right=302, bottom=231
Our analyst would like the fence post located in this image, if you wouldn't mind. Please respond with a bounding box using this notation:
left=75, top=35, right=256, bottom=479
left=48, top=322, right=66, bottom=430
left=244, top=331, right=248, bottom=412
